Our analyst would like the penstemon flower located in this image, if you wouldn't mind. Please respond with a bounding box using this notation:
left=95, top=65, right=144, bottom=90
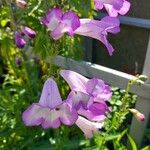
left=94, top=0, right=131, bottom=17
left=42, top=8, right=80, bottom=40
left=22, top=78, right=78, bottom=128
left=74, top=16, right=120, bottom=55
left=60, top=70, right=112, bottom=122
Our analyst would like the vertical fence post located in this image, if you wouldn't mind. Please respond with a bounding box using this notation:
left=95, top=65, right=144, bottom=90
left=129, top=35, right=150, bottom=148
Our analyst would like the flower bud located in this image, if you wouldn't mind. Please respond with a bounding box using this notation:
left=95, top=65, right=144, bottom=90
left=15, top=32, right=26, bottom=48
left=15, top=57, right=22, bottom=66
left=129, top=108, right=145, bottom=122
left=16, top=0, right=27, bottom=9
left=22, top=26, right=36, bottom=39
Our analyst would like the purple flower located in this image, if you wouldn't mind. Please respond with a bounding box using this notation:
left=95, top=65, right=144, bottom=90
left=22, top=26, right=36, bottom=38
left=15, top=32, right=26, bottom=48
left=94, top=0, right=131, bottom=17
left=22, top=78, right=78, bottom=128
left=42, top=8, right=80, bottom=40
left=74, top=16, right=120, bottom=55
left=60, top=70, right=112, bottom=121
left=75, top=116, right=103, bottom=138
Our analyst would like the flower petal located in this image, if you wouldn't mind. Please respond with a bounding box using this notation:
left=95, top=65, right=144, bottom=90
left=67, top=91, right=90, bottom=110
left=51, top=11, right=80, bottom=40
left=86, top=78, right=112, bottom=101
left=51, top=23, right=71, bottom=40
left=42, top=8, right=63, bottom=30
left=75, top=116, right=103, bottom=138
left=94, top=0, right=104, bottom=10
left=22, top=102, right=78, bottom=128
left=74, top=17, right=120, bottom=55
left=94, top=0, right=130, bottom=17
left=78, top=101, right=109, bottom=121
left=118, top=0, right=131, bottom=15
left=60, top=70, right=89, bottom=93
left=39, top=78, right=62, bottom=108
left=62, top=11, right=80, bottom=35
left=59, top=102, right=78, bottom=125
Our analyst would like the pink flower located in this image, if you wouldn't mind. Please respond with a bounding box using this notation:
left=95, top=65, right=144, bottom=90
left=42, top=8, right=80, bottom=40
left=22, top=78, right=78, bottom=128
left=74, top=16, right=120, bottom=55
left=94, top=0, right=131, bottom=17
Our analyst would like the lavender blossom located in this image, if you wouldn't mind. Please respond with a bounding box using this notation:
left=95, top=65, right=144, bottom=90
left=42, top=8, right=80, bottom=40
left=94, top=0, right=131, bottom=17
left=74, top=16, right=120, bottom=55
left=60, top=70, right=112, bottom=122
left=22, top=78, right=78, bottom=128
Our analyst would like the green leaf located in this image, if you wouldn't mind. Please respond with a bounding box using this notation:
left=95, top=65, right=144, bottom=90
left=117, top=128, right=128, bottom=142
left=141, top=145, right=150, bottom=150
left=127, top=133, right=137, bottom=150
left=105, top=134, right=120, bottom=141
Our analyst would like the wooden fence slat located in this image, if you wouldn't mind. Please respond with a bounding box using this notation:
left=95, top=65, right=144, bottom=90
left=50, top=55, right=150, bottom=99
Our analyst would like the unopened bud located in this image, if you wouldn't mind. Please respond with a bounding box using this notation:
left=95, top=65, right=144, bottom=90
left=22, top=26, right=36, bottom=39
left=15, top=32, right=26, bottom=48
left=129, top=108, right=145, bottom=122
left=15, top=57, right=22, bottom=66
left=138, top=75, right=148, bottom=82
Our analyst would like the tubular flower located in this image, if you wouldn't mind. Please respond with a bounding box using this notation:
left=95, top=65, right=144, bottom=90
left=22, top=78, right=78, bottom=128
left=41, top=8, right=80, bottom=40
left=94, top=0, right=131, bottom=17
left=74, top=16, right=120, bottom=55
left=60, top=70, right=112, bottom=122
left=75, top=116, right=104, bottom=138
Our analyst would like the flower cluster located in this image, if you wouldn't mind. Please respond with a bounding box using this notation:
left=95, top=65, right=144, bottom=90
left=22, top=70, right=112, bottom=138
left=15, top=26, right=36, bottom=48
left=42, top=7, right=120, bottom=55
